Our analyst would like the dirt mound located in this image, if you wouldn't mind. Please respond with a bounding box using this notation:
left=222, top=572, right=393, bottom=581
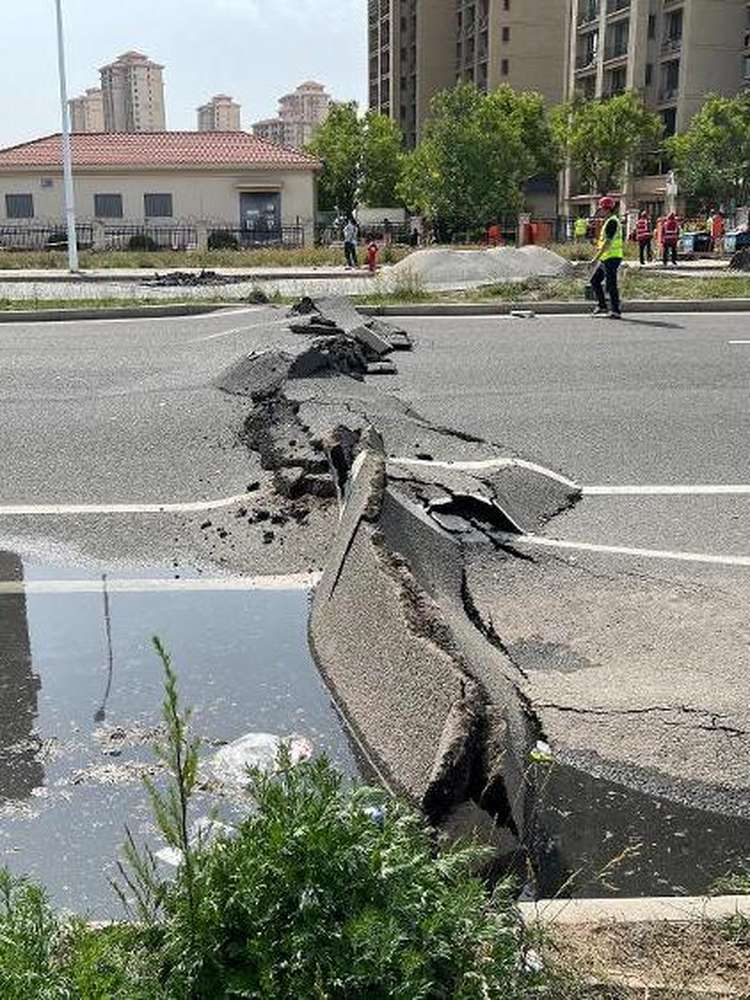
left=389, top=246, right=571, bottom=290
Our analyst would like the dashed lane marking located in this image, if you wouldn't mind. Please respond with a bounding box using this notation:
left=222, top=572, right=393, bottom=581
left=514, top=534, right=750, bottom=569
left=0, top=493, right=255, bottom=516
left=729, top=340, right=750, bottom=345
left=0, top=573, right=320, bottom=595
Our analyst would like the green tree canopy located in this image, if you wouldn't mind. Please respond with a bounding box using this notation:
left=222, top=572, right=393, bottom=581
left=552, top=91, right=663, bottom=195
left=307, top=106, right=404, bottom=216
left=360, top=111, right=404, bottom=207
left=307, top=102, right=362, bottom=217
left=668, top=92, right=750, bottom=209
left=397, top=83, right=559, bottom=237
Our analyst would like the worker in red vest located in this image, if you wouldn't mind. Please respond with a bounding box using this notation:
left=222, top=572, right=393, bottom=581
left=661, top=212, right=680, bottom=266
left=635, top=210, right=653, bottom=266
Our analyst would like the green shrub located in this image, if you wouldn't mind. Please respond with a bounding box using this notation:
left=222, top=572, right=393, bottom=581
left=207, top=230, right=240, bottom=251
left=127, top=234, right=159, bottom=252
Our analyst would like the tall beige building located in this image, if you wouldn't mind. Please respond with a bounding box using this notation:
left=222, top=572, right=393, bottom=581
left=68, top=88, right=105, bottom=133
left=99, top=51, right=166, bottom=132
left=368, top=0, right=455, bottom=148
left=197, top=94, right=242, bottom=132
left=567, top=0, right=750, bottom=211
left=253, top=81, right=331, bottom=149
left=368, top=0, right=568, bottom=148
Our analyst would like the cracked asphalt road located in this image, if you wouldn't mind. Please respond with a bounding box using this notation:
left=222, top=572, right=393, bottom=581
left=382, top=312, right=750, bottom=815
left=1, top=305, right=748, bottom=816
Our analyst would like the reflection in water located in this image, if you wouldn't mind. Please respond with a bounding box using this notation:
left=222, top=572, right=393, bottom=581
left=0, top=552, right=44, bottom=799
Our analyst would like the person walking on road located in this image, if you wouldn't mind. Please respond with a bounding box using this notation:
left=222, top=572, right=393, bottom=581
left=662, top=211, right=680, bottom=266
left=343, top=217, right=359, bottom=269
left=590, top=196, right=624, bottom=320
left=636, top=210, right=653, bottom=265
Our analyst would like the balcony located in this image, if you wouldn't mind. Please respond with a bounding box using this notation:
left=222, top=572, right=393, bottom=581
left=575, top=51, right=598, bottom=71
left=578, top=0, right=600, bottom=27
left=604, top=41, right=629, bottom=61
left=661, top=34, right=683, bottom=53
left=658, top=86, right=679, bottom=103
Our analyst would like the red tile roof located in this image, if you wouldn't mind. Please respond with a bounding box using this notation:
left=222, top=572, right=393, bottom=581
left=0, top=132, right=320, bottom=171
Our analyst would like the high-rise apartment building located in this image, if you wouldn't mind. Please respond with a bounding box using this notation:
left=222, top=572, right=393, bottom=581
left=368, top=0, right=455, bottom=148
left=456, top=0, right=569, bottom=106
left=368, top=0, right=568, bottom=148
left=99, top=51, right=166, bottom=132
left=567, top=0, right=749, bottom=210
left=253, top=81, right=331, bottom=149
left=197, top=94, right=242, bottom=132
left=68, top=88, right=105, bottom=133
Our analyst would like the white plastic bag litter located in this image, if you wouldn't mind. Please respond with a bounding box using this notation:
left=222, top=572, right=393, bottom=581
left=210, top=732, right=314, bottom=788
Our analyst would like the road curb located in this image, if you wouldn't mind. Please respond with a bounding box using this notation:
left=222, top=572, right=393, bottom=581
left=0, top=303, right=235, bottom=324
left=360, top=299, right=750, bottom=317
left=519, top=895, right=750, bottom=926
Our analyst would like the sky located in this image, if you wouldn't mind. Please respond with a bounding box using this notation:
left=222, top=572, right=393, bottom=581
left=0, top=0, right=368, bottom=148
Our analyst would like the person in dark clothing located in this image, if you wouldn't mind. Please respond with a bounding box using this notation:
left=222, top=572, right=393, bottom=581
left=590, top=196, right=624, bottom=320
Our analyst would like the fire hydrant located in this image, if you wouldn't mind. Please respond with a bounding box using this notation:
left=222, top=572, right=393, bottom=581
left=367, top=240, right=380, bottom=273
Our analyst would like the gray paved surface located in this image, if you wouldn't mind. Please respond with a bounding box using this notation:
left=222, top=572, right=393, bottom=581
left=0, top=306, right=339, bottom=573
left=385, top=312, right=750, bottom=814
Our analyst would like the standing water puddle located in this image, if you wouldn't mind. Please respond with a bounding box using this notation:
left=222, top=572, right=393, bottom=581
left=0, top=551, right=359, bottom=917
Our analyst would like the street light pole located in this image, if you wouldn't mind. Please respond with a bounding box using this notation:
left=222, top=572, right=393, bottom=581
left=54, top=0, right=79, bottom=272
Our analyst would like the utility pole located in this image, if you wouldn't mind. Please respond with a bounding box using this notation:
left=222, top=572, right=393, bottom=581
left=54, top=0, right=79, bottom=272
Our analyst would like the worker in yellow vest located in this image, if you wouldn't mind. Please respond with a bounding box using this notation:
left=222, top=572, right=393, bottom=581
left=574, top=216, right=589, bottom=242
left=590, top=196, right=624, bottom=320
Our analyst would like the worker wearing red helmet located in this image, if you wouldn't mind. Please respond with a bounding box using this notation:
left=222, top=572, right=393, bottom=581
left=590, top=195, right=624, bottom=320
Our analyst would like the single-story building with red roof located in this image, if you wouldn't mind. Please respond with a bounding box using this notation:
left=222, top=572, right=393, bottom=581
left=0, top=131, right=321, bottom=248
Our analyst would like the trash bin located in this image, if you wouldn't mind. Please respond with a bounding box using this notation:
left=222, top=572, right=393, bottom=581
left=735, top=231, right=750, bottom=251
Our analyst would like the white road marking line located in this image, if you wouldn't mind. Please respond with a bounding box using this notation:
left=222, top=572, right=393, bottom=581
left=390, top=456, right=579, bottom=490
left=514, top=534, right=750, bottom=569
left=583, top=485, right=750, bottom=496
left=0, top=493, right=255, bottom=516
left=0, top=307, right=256, bottom=329
left=190, top=315, right=290, bottom=343
left=729, top=340, right=750, bottom=344
left=0, top=573, right=320, bottom=595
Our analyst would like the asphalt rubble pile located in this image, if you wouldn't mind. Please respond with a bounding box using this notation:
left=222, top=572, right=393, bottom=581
left=216, top=296, right=414, bottom=501
left=142, top=269, right=248, bottom=287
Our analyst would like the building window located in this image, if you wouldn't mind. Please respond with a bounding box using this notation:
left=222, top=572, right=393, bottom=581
left=144, top=193, right=173, bottom=218
left=648, top=14, right=656, bottom=39
left=5, top=194, right=34, bottom=219
left=645, top=63, right=653, bottom=85
left=94, top=193, right=123, bottom=218
left=501, top=58, right=509, bottom=76
left=502, top=26, right=510, bottom=42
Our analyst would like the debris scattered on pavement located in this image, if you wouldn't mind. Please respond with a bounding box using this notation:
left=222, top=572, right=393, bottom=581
left=142, top=269, right=246, bottom=287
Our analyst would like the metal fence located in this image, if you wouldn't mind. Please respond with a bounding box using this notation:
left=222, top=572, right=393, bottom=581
left=103, top=225, right=198, bottom=252
left=206, top=225, right=305, bottom=250
left=0, top=224, right=93, bottom=251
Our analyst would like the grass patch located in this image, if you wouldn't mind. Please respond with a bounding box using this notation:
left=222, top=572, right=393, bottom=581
left=0, top=297, right=230, bottom=312
left=0, top=246, right=414, bottom=271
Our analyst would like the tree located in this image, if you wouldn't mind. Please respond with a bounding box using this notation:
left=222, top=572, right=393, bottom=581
left=397, top=83, right=559, bottom=237
left=360, top=112, right=404, bottom=207
left=552, top=91, right=663, bottom=195
left=307, top=102, right=362, bottom=217
left=668, top=93, right=750, bottom=209
left=308, top=106, right=404, bottom=216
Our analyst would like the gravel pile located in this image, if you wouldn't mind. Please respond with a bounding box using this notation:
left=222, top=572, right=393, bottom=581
left=388, top=246, right=571, bottom=290
left=142, top=269, right=246, bottom=287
